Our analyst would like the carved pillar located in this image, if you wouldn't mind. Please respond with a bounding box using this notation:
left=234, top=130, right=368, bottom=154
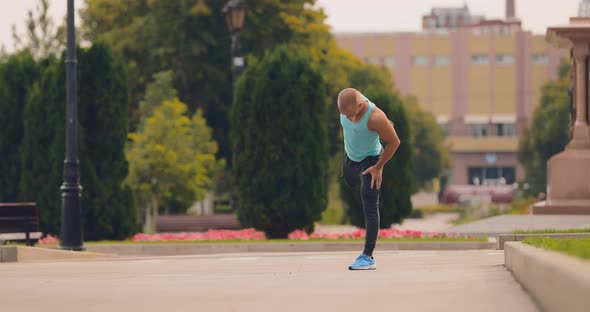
left=569, top=40, right=590, bottom=149
left=533, top=18, right=590, bottom=214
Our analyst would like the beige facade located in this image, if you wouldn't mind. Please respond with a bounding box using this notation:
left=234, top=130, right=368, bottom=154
left=335, top=24, right=567, bottom=187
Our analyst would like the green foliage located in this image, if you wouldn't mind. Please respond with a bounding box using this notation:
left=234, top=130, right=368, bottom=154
left=7, top=42, right=138, bottom=240
left=81, top=0, right=232, bottom=159
left=231, top=45, right=328, bottom=238
left=126, top=98, right=219, bottom=231
left=518, top=61, right=570, bottom=197
left=139, top=70, right=177, bottom=122
left=0, top=51, right=39, bottom=203
left=403, top=96, right=450, bottom=191
left=19, top=55, right=63, bottom=234
left=80, top=0, right=335, bottom=165
left=76, top=42, right=138, bottom=240
left=340, top=83, right=414, bottom=228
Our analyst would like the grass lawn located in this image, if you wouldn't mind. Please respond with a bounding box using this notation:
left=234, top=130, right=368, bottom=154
left=523, top=236, right=590, bottom=261
left=513, top=228, right=590, bottom=234
left=31, top=236, right=485, bottom=246
left=415, top=204, right=463, bottom=214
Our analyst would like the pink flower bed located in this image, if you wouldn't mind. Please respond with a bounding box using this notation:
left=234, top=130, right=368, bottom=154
left=39, top=235, right=59, bottom=244
left=288, top=228, right=470, bottom=240
left=131, top=228, right=266, bottom=242
left=38, top=228, right=474, bottom=244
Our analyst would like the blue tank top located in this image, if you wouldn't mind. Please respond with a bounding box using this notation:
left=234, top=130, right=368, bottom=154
left=340, top=97, right=382, bottom=162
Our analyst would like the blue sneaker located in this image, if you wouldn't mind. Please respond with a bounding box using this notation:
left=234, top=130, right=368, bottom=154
left=348, top=254, right=376, bottom=270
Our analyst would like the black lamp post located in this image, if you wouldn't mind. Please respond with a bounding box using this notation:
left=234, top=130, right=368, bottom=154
left=223, top=0, right=248, bottom=102
left=59, top=0, right=83, bottom=251
left=223, top=0, right=247, bottom=212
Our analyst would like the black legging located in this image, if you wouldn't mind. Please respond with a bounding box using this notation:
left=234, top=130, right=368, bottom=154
left=341, top=154, right=380, bottom=257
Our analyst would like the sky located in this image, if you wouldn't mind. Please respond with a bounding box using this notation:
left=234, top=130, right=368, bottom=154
left=0, top=0, right=583, bottom=52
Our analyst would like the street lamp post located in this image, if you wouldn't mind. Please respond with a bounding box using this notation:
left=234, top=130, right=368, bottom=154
left=59, top=0, right=83, bottom=251
left=223, top=0, right=248, bottom=102
left=223, top=0, right=247, bottom=212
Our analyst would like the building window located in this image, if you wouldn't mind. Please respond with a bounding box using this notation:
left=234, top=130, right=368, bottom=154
left=434, top=55, right=450, bottom=66
left=468, top=167, right=516, bottom=185
left=413, top=56, right=429, bottom=67
left=496, top=54, right=514, bottom=65
left=471, top=123, right=488, bottom=137
left=497, top=26, right=511, bottom=35
left=471, top=55, right=488, bottom=65
left=383, top=56, right=395, bottom=68
left=495, top=123, right=515, bottom=136
left=365, top=56, right=381, bottom=65
left=532, top=53, right=549, bottom=65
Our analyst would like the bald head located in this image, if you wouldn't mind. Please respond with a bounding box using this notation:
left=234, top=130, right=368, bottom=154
left=337, top=88, right=360, bottom=112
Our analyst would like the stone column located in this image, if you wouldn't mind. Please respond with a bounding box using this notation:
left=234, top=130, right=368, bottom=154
left=570, top=40, right=590, bottom=149
left=533, top=18, right=590, bottom=214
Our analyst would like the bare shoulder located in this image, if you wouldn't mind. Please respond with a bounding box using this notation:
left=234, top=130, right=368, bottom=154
left=368, top=105, right=390, bottom=130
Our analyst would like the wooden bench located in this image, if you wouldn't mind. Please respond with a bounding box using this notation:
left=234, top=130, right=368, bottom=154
left=0, top=203, right=43, bottom=246
left=155, top=214, right=241, bottom=233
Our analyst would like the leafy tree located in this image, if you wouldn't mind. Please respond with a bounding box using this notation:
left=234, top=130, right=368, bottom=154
left=80, top=0, right=231, bottom=155
left=80, top=0, right=337, bottom=165
left=403, top=96, right=450, bottom=192
left=17, top=42, right=138, bottom=240
left=19, top=55, right=64, bottom=234
left=518, top=60, right=570, bottom=197
left=76, top=42, right=138, bottom=240
left=231, top=45, right=329, bottom=238
left=0, top=51, right=39, bottom=202
left=139, top=70, right=177, bottom=122
left=127, top=99, right=218, bottom=232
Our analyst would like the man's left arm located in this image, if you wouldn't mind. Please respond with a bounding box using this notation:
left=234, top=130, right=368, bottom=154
left=373, top=111, right=401, bottom=170
left=362, top=110, right=401, bottom=189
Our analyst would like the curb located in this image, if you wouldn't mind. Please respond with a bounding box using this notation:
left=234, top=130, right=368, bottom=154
left=498, top=233, right=590, bottom=250
left=504, top=242, right=590, bottom=312
left=0, top=246, right=117, bottom=263
left=83, top=241, right=495, bottom=256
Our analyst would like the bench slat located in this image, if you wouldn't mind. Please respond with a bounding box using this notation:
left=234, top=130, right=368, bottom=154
left=0, top=232, right=43, bottom=240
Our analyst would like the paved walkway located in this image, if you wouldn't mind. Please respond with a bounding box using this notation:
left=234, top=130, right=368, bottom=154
left=448, top=214, right=590, bottom=236
left=316, top=213, right=458, bottom=234
left=0, top=250, right=537, bottom=312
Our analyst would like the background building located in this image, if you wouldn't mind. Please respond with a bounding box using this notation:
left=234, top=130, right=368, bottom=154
left=334, top=0, right=567, bottom=188
left=579, top=0, right=590, bottom=17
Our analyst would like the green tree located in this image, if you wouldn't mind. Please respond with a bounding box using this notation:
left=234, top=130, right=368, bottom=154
left=403, top=96, right=450, bottom=192
left=231, top=45, right=329, bottom=238
left=76, top=42, right=138, bottom=240
left=80, top=0, right=336, bottom=164
left=127, top=99, right=218, bottom=232
left=139, top=70, right=177, bottom=122
left=19, top=55, right=64, bottom=234
left=340, top=85, right=414, bottom=228
left=0, top=51, right=39, bottom=202
left=18, top=42, right=139, bottom=240
left=80, top=0, right=232, bottom=156
left=518, top=60, right=570, bottom=197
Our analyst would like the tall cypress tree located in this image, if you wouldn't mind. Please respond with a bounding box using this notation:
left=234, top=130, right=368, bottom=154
left=0, top=51, right=38, bottom=202
left=19, top=42, right=138, bottom=239
left=77, top=41, right=138, bottom=240
left=231, top=45, right=329, bottom=238
left=20, top=55, right=64, bottom=234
